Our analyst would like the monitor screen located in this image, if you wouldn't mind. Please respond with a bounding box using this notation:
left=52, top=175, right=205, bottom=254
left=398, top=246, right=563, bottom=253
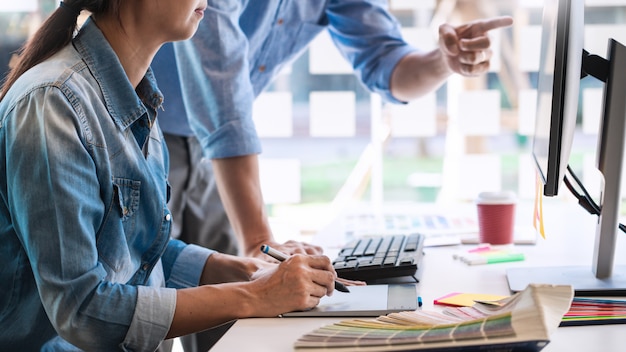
left=532, top=0, right=583, bottom=196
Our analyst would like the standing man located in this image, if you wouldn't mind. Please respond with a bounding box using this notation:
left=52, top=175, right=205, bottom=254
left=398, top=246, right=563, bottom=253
left=152, top=3, right=511, bottom=349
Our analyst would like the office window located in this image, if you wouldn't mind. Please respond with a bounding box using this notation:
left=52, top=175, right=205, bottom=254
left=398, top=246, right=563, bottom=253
left=5, top=1, right=626, bottom=235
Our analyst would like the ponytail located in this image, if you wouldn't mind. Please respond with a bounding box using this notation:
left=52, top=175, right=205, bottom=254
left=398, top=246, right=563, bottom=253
left=0, top=0, right=112, bottom=101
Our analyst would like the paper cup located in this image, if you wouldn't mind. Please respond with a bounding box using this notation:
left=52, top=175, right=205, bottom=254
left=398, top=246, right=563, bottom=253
left=476, top=191, right=516, bottom=245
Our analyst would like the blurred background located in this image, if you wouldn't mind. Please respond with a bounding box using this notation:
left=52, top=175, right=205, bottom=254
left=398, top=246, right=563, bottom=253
left=3, top=0, right=626, bottom=239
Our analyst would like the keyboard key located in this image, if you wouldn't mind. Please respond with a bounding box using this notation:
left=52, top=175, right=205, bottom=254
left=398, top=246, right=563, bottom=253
left=352, top=239, right=370, bottom=257
left=364, top=237, right=381, bottom=256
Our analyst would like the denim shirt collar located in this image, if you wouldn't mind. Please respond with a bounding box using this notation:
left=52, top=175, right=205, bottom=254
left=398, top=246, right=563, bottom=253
left=72, top=18, right=163, bottom=130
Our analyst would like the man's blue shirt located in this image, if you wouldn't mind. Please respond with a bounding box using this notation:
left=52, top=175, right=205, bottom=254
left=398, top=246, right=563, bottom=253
left=0, top=19, right=212, bottom=351
left=154, top=0, right=415, bottom=158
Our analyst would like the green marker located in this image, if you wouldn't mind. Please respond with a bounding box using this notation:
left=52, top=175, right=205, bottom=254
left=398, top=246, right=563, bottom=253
left=464, top=252, right=525, bottom=265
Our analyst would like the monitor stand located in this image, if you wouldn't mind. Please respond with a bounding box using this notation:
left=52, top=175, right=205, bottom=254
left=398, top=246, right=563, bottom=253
left=507, top=266, right=626, bottom=296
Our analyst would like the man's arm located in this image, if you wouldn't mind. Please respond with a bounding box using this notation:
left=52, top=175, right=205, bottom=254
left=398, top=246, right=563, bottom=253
left=212, top=154, right=322, bottom=258
left=325, top=2, right=512, bottom=103
left=390, top=16, right=514, bottom=102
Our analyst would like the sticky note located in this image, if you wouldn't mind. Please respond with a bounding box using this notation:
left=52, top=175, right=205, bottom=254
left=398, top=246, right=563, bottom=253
left=434, top=292, right=509, bottom=307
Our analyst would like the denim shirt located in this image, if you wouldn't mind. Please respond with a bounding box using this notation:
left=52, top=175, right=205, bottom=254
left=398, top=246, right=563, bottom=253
left=0, top=19, right=212, bottom=351
left=157, top=0, right=415, bottom=156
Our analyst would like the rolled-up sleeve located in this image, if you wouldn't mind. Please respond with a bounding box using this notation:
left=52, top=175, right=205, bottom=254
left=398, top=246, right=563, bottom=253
left=163, top=240, right=215, bottom=289
left=120, top=243, right=213, bottom=350
left=122, top=286, right=177, bottom=351
left=327, top=0, right=417, bottom=104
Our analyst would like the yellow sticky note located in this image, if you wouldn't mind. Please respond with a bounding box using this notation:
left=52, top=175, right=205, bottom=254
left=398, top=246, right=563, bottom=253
left=534, top=170, right=546, bottom=239
left=434, top=292, right=509, bottom=307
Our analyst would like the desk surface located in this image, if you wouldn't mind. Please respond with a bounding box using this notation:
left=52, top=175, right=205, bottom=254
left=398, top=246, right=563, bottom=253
left=212, top=201, right=626, bottom=351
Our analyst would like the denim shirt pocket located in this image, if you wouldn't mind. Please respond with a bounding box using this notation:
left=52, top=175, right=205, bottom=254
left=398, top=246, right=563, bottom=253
left=113, top=177, right=141, bottom=222
left=98, top=178, right=141, bottom=274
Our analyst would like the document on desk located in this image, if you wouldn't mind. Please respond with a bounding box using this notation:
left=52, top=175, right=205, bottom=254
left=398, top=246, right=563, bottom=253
left=341, top=211, right=537, bottom=247
left=282, top=284, right=417, bottom=317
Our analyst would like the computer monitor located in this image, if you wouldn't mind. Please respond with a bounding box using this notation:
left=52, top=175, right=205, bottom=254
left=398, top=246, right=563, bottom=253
left=531, top=0, right=582, bottom=198
left=507, top=0, right=626, bottom=295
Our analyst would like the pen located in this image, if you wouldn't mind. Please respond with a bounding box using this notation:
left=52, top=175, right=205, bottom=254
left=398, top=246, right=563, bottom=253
left=260, top=244, right=350, bottom=293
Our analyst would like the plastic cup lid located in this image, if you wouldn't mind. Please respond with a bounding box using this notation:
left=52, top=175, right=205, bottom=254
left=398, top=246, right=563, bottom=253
left=476, top=191, right=517, bottom=205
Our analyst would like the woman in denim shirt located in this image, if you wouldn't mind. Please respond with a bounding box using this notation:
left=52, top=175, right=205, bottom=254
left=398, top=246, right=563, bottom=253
left=0, top=1, right=338, bottom=351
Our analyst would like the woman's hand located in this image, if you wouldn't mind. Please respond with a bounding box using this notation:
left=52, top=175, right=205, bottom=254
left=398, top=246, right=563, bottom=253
left=245, top=254, right=336, bottom=316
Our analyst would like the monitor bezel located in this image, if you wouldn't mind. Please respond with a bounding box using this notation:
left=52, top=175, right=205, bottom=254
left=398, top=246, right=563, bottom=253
left=531, top=0, right=583, bottom=197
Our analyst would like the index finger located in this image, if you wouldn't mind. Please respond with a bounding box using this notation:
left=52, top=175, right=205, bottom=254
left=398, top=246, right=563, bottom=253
left=459, top=16, right=513, bottom=38
left=475, top=16, right=513, bottom=32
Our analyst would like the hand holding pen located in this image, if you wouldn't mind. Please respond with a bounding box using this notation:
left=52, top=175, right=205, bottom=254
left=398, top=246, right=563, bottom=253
left=261, top=244, right=350, bottom=293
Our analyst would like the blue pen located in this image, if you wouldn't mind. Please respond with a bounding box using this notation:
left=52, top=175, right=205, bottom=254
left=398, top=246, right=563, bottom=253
left=260, top=244, right=350, bottom=293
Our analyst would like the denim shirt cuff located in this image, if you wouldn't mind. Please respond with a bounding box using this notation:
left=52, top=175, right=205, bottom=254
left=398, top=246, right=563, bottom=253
left=168, top=244, right=215, bottom=288
left=122, top=286, right=177, bottom=351
left=194, top=119, right=262, bottom=159
left=371, top=45, right=418, bottom=104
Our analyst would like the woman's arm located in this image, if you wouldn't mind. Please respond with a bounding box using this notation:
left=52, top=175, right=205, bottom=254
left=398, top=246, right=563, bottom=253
left=167, top=254, right=336, bottom=338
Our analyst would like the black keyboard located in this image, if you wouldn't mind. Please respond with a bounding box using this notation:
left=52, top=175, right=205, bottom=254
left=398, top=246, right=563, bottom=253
left=332, top=233, right=425, bottom=283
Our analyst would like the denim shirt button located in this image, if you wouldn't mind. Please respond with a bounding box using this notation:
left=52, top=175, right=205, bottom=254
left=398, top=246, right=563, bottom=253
left=165, top=213, right=171, bottom=222
left=142, top=263, right=149, bottom=271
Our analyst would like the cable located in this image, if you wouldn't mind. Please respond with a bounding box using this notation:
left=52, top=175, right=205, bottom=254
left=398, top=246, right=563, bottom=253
left=564, top=165, right=626, bottom=234
left=563, top=176, right=599, bottom=215
left=567, top=165, right=601, bottom=212
left=564, top=165, right=601, bottom=215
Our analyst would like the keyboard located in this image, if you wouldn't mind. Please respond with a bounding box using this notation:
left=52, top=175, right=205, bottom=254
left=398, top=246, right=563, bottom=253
left=332, top=233, right=425, bottom=283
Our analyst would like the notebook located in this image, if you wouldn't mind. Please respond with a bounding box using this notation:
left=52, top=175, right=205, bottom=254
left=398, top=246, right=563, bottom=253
left=282, top=283, right=418, bottom=317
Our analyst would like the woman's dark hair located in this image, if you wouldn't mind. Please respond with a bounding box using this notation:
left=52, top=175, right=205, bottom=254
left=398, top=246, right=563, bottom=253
left=0, top=0, right=119, bottom=101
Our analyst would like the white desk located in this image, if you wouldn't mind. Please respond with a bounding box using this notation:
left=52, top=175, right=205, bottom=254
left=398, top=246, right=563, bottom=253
left=212, top=201, right=626, bottom=351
